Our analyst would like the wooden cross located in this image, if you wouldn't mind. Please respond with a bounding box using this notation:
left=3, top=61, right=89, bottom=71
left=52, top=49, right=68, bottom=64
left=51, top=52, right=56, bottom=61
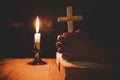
left=58, top=6, right=83, bottom=32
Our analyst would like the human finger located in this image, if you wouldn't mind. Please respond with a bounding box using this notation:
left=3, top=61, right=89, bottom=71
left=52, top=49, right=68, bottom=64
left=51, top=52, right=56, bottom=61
left=56, top=41, right=63, bottom=48
left=57, top=45, right=83, bottom=54
left=57, top=34, right=73, bottom=43
left=63, top=32, right=73, bottom=37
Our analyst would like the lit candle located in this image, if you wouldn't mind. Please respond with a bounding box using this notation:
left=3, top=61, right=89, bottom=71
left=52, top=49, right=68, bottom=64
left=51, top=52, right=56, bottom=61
left=34, top=16, right=41, bottom=49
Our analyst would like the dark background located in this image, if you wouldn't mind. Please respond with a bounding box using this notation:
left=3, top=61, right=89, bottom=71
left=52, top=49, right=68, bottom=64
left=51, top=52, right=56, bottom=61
left=0, top=0, right=110, bottom=58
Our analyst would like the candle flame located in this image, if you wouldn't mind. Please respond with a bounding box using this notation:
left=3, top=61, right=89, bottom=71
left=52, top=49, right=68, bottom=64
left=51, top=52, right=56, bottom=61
left=36, top=16, right=40, bottom=33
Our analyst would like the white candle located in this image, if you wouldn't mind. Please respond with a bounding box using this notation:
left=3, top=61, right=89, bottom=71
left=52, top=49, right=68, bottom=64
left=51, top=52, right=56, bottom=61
left=34, top=16, right=41, bottom=44
left=34, top=33, right=41, bottom=44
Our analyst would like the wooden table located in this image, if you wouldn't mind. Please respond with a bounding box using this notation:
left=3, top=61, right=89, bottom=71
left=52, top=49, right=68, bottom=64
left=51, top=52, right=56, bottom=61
left=0, top=58, right=62, bottom=80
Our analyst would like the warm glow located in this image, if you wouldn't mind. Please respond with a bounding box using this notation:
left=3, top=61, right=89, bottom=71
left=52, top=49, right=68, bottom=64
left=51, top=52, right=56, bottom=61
left=36, top=16, right=40, bottom=33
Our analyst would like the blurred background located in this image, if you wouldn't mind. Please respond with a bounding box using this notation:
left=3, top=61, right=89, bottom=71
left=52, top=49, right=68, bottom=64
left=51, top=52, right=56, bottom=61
left=0, top=0, right=105, bottom=58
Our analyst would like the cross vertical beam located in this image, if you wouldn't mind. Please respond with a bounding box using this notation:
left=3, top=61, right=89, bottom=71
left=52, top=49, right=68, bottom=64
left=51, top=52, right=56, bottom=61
left=58, top=6, right=83, bottom=32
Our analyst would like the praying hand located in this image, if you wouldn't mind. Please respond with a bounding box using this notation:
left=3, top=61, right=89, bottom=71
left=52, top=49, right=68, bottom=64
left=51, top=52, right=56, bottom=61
left=56, top=29, right=120, bottom=64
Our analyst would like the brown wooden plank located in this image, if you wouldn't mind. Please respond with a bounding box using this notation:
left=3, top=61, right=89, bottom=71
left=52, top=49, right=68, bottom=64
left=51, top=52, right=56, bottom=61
left=48, top=58, right=62, bottom=80
left=7, top=58, right=34, bottom=80
left=7, top=58, right=50, bottom=80
left=0, top=59, right=19, bottom=80
left=0, top=58, right=62, bottom=80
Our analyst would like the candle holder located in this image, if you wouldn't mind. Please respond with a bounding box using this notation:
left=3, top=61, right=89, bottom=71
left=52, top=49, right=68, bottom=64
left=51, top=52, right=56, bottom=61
left=28, top=44, right=46, bottom=65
